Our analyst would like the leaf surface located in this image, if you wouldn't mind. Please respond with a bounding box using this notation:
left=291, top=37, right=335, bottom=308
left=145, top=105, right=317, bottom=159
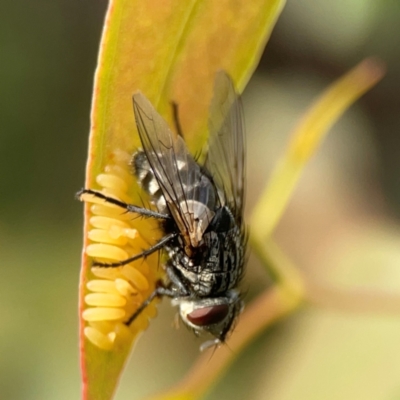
left=79, top=1, right=286, bottom=399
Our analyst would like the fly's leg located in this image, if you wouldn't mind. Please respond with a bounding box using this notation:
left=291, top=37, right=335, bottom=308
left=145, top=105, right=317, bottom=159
left=125, top=285, right=175, bottom=326
left=76, top=188, right=170, bottom=219
left=124, top=265, right=190, bottom=326
left=92, top=232, right=178, bottom=268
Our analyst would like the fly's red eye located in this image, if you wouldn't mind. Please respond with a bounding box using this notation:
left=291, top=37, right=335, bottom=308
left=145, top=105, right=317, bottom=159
left=187, top=304, right=230, bottom=326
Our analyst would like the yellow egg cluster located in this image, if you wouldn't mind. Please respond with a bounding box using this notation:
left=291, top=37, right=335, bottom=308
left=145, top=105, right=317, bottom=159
left=80, top=151, right=160, bottom=350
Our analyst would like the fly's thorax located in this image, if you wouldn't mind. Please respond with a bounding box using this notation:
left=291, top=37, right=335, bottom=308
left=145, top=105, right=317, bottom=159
left=166, top=226, right=245, bottom=298
left=171, top=290, right=242, bottom=343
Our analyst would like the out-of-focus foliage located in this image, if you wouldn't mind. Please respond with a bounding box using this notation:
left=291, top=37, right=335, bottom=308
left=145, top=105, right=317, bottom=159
left=2, top=0, right=400, bottom=399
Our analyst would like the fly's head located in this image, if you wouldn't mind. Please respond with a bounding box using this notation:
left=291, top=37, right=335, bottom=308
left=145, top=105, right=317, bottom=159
left=172, top=290, right=243, bottom=350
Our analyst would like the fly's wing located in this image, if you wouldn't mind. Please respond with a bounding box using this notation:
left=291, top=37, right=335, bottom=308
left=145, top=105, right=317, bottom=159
left=133, top=93, right=217, bottom=247
left=204, top=71, right=245, bottom=222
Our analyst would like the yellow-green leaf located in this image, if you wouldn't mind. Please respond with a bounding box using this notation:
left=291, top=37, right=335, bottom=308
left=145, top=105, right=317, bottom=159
left=79, top=1, right=286, bottom=399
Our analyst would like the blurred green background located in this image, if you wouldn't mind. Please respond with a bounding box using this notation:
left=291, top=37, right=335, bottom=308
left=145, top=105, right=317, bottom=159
left=2, top=1, right=400, bottom=399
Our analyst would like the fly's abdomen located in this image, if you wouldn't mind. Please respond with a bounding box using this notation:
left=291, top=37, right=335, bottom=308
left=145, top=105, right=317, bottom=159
left=131, top=151, right=167, bottom=213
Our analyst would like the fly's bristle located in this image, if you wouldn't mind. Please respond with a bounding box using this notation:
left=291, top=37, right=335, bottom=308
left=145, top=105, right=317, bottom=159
left=81, top=150, right=161, bottom=351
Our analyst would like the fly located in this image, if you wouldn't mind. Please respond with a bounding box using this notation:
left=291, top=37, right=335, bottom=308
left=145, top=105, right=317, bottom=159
left=78, top=71, right=246, bottom=350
